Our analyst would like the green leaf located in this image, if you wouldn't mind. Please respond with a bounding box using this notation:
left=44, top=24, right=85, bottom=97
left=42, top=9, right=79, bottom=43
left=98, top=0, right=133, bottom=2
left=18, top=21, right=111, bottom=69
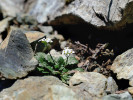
left=61, top=77, right=67, bottom=83
left=45, top=54, right=54, bottom=64
left=67, top=57, right=78, bottom=65
left=61, top=74, right=69, bottom=83
left=42, top=71, right=49, bottom=74
left=57, top=57, right=65, bottom=66
left=45, top=66, right=54, bottom=72
left=54, top=64, right=59, bottom=69
left=52, top=71, right=60, bottom=75
left=62, top=74, right=69, bottom=81
left=59, top=66, right=65, bottom=71
left=37, top=67, right=44, bottom=71
left=41, top=41, right=47, bottom=45
left=39, top=61, right=47, bottom=67
left=35, top=52, right=46, bottom=63
left=62, top=68, right=69, bottom=73
left=75, top=68, right=84, bottom=72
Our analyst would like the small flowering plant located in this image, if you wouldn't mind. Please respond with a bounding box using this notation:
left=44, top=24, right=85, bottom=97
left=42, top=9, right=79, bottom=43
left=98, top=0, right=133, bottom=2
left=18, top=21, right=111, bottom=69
left=62, top=47, right=75, bottom=57
left=38, top=37, right=53, bottom=43
left=38, top=37, right=53, bottom=52
left=35, top=43, right=83, bottom=83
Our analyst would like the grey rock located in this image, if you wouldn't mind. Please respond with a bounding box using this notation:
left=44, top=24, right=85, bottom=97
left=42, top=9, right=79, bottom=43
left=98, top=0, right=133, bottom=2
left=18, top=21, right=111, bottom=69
left=103, top=92, right=133, bottom=100
left=0, top=0, right=24, bottom=17
left=16, top=14, right=37, bottom=25
left=106, top=77, right=118, bottom=94
left=0, top=35, right=2, bottom=44
left=26, top=0, right=133, bottom=26
left=38, top=25, right=53, bottom=33
left=60, top=41, right=67, bottom=49
left=0, top=29, right=37, bottom=79
left=1, top=0, right=133, bottom=27
left=45, top=85, right=83, bottom=100
left=25, top=31, right=45, bottom=43
left=0, top=17, right=13, bottom=33
left=0, top=76, right=82, bottom=100
left=50, top=49, right=66, bottom=59
left=111, top=48, right=133, bottom=86
left=128, top=87, right=133, bottom=96
left=69, top=72, right=118, bottom=100
left=50, top=0, right=133, bottom=26
left=25, top=0, right=66, bottom=23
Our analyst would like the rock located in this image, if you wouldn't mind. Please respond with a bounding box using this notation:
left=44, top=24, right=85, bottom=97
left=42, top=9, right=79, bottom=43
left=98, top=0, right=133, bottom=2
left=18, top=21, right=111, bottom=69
left=20, top=25, right=30, bottom=30
left=1, top=0, right=132, bottom=27
left=50, top=49, right=66, bottom=59
left=103, top=92, right=133, bottom=100
left=0, top=76, right=81, bottom=100
left=0, top=0, right=133, bottom=27
left=8, top=26, right=45, bottom=43
left=106, top=77, right=118, bottom=94
left=44, top=85, right=82, bottom=100
left=25, top=0, right=66, bottom=23
left=16, top=14, right=37, bottom=25
left=50, top=0, right=133, bottom=27
left=111, top=48, right=133, bottom=86
left=25, top=31, right=45, bottom=43
left=0, top=35, right=3, bottom=44
left=128, top=87, right=133, bottom=96
left=0, top=29, right=37, bottom=79
left=0, top=0, right=24, bottom=17
left=60, top=41, right=67, bottom=49
left=38, top=25, right=53, bottom=33
left=0, top=17, right=12, bottom=33
left=50, top=49, right=62, bottom=58
left=49, top=31, right=64, bottom=41
left=69, top=72, right=118, bottom=100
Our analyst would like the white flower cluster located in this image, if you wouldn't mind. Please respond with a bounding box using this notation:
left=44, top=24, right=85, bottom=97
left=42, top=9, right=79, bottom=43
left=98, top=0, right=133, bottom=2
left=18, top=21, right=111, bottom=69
left=38, top=37, right=53, bottom=43
left=62, top=47, right=75, bottom=57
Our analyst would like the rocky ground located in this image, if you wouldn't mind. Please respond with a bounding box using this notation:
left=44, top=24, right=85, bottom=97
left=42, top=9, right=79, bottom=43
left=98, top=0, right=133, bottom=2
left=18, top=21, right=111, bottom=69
left=0, top=0, right=133, bottom=100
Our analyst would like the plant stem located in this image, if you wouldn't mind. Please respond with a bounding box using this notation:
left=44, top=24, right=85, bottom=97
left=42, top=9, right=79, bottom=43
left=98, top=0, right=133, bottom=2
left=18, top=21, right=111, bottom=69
left=34, top=43, right=38, bottom=55
left=49, top=52, right=56, bottom=64
left=42, top=42, right=47, bottom=52
left=65, top=56, right=69, bottom=66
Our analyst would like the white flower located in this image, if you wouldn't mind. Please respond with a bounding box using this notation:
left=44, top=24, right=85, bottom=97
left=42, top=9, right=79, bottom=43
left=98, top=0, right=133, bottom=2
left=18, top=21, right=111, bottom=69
left=38, top=37, right=53, bottom=43
left=62, top=47, right=75, bottom=57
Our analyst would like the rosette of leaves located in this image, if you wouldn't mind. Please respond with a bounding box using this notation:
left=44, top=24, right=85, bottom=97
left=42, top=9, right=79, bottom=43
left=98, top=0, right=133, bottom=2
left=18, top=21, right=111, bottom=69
left=35, top=52, right=83, bottom=83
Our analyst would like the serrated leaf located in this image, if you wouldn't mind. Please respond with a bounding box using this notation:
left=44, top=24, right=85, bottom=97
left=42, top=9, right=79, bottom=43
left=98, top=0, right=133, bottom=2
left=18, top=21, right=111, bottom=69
left=67, top=57, right=78, bottom=65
